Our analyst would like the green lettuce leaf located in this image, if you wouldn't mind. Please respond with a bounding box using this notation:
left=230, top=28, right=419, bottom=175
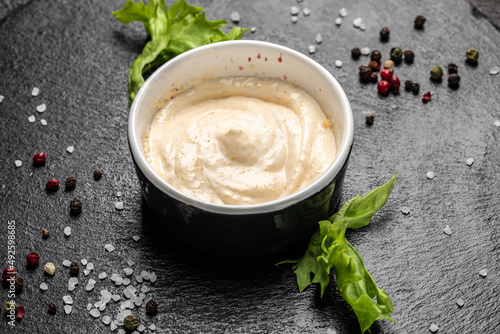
left=279, top=174, right=396, bottom=333
left=112, top=0, right=250, bottom=103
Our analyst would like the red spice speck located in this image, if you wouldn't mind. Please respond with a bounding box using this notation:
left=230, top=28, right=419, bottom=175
left=45, top=178, right=60, bottom=191
left=265, top=57, right=268, bottom=61
left=2, top=268, right=16, bottom=281
left=26, top=252, right=40, bottom=266
left=230, top=58, right=234, bottom=63
left=239, top=66, right=244, bottom=71
left=248, top=57, right=251, bottom=62
left=283, top=75, right=287, bottom=80
left=257, top=53, right=261, bottom=59
left=17, top=306, right=25, bottom=319
left=278, top=53, right=283, bottom=62
left=422, top=91, right=432, bottom=103
left=32, top=152, right=46, bottom=165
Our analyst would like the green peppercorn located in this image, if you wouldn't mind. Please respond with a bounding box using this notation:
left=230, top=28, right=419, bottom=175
left=465, top=48, right=479, bottom=63
left=430, top=66, right=444, bottom=80
left=390, top=47, right=403, bottom=62
left=4, top=301, right=18, bottom=313
left=448, top=73, right=461, bottom=87
left=124, top=314, right=140, bottom=331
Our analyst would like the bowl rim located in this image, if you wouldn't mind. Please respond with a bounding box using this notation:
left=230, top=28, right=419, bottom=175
left=128, top=40, right=354, bottom=215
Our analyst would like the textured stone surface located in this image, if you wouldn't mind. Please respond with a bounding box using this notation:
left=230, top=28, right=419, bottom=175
left=0, top=0, right=499, bottom=333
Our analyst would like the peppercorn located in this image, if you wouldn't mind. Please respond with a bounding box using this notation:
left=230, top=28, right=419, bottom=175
left=70, top=198, right=82, bottom=215
left=42, top=229, right=50, bottom=238
left=32, top=152, right=46, bottom=165
left=65, top=176, right=77, bottom=189
left=411, top=82, right=420, bottom=94
left=414, top=15, right=426, bottom=29
left=2, top=268, right=16, bottom=281
left=93, top=170, right=102, bottom=181
left=4, top=301, right=18, bottom=313
left=390, top=75, right=401, bottom=94
left=379, top=27, right=390, bottom=41
left=146, top=300, right=158, bottom=315
left=370, top=50, right=382, bottom=62
left=390, top=47, right=403, bottom=62
left=422, top=91, right=432, bottom=103
left=465, top=48, right=479, bottom=63
left=377, top=80, right=391, bottom=95
left=370, top=72, right=378, bottom=83
left=448, top=73, right=461, bottom=87
left=14, top=276, right=24, bottom=292
left=366, top=114, right=374, bottom=126
left=404, top=49, right=414, bottom=63
left=124, top=314, right=140, bottom=331
left=358, top=65, right=372, bottom=82
left=44, top=262, right=56, bottom=276
left=404, top=80, right=413, bottom=91
left=430, top=66, right=444, bottom=80
left=351, top=47, right=361, bottom=59
left=48, top=302, right=57, bottom=314
left=26, top=252, right=40, bottom=267
left=383, top=60, right=394, bottom=73
left=69, top=262, right=80, bottom=275
left=380, top=69, right=392, bottom=81
left=448, top=63, right=458, bottom=73
left=45, top=178, right=60, bottom=191
left=368, top=61, right=379, bottom=72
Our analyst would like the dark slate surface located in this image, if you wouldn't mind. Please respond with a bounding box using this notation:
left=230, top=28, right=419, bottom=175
left=1, top=0, right=499, bottom=333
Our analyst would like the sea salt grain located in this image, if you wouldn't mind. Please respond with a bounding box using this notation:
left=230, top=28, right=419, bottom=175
left=334, top=60, right=343, bottom=68
left=315, top=33, right=322, bottom=44
left=124, top=268, right=134, bottom=276
left=360, top=47, right=370, bottom=55
left=28, top=115, right=36, bottom=123
left=0, top=95, right=4, bottom=103
left=308, top=45, right=316, bottom=54
left=291, top=16, right=298, bottom=23
left=479, top=269, right=488, bottom=277
left=443, top=225, right=452, bottom=235
left=99, top=272, right=108, bottom=279
left=110, top=321, right=118, bottom=331
left=149, top=324, right=157, bottom=331
left=36, top=103, right=46, bottom=113
left=339, top=8, right=347, bottom=17
left=132, top=236, right=140, bottom=242
left=66, top=145, right=74, bottom=153
left=90, top=308, right=100, bottom=318
left=230, top=11, right=240, bottom=23
left=81, top=259, right=88, bottom=265
left=64, top=305, right=73, bottom=314
left=40, top=119, right=47, bottom=125
left=456, top=298, right=465, bottom=307
left=426, top=171, right=435, bottom=179
left=40, top=282, right=48, bottom=291
left=250, top=27, right=256, bottom=33
left=359, top=23, right=366, bottom=31
left=303, top=7, right=310, bottom=16
left=150, top=272, right=157, bottom=283
left=105, top=244, right=115, bottom=252
left=15, top=160, right=22, bottom=167
left=490, top=66, right=499, bottom=75
left=335, top=17, right=342, bottom=26
left=429, top=324, right=438, bottom=333
left=115, top=202, right=124, bottom=210
left=87, top=263, right=94, bottom=270
left=290, top=6, right=299, bottom=15
left=466, top=158, right=475, bottom=166
left=353, top=17, right=363, bottom=28
left=63, top=295, right=74, bottom=304
left=64, top=226, right=72, bottom=236
left=495, top=120, right=500, bottom=127
left=31, top=87, right=40, bottom=96
left=63, top=260, right=71, bottom=267
left=102, top=315, right=112, bottom=325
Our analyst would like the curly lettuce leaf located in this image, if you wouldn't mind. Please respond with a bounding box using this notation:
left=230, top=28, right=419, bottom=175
left=112, top=0, right=250, bottom=103
left=279, top=174, right=396, bottom=333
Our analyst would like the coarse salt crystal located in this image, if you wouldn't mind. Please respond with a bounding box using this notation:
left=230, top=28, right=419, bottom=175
left=149, top=324, right=157, bottom=331
left=66, top=145, right=74, bottom=153
left=315, top=33, right=322, bottom=44
left=291, top=16, right=298, bottom=23
left=141, top=285, right=150, bottom=293
left=124, top=268, right=134, bottom=276
left=308, top=45, right=316, bottom=54
left=479, top=269, right=487, bottom=277
left=122, top=278, right=131, bottom=286
left=28, top=115, right=36, bottom=123
left=303, top=7, right=310, bottom=16
left=353, top=17, right=362, bottom=28
left=136, top=275, right=143, bottom=283
left=84, top=269, right=91, bottom=276
left=99, top=272, right=108, bottom=279
left=334, top=17, right=342, bottom=26
left=334, top=60, right=343, bottom=68
left=64, top=226, right=72, bottom=236
left=87, top=303, right=93, bottom=311
left=141, top=271, right=151, bottom=280
left=36, top=103, right=46, bottom=113
left=137, top=324, right=146, bottom=332
left=0, top=95, right=4, bottom=103
left=290, top=6, right=299, bottom=15
left=466, top=158, right=474, bottom=166
left=150, top=272, right=157, bottom=283
left=339, top=8, right=347, bottom=17
left=40, top=282, right=48, bottom=291
left=250, top=27, right=256, bottom=33
left=429, top=324, right=438, bottom=333
left=64, top=305, right=73, bottom=314
left=127, top=260, right=135, bottom=267
left=102, top=315, right=112, bottom=325
left=401, top=207, right=411, bottom=215
left=87, top=263, right=94, bottom=270
left=15, top=160, right=22, bottom=167
left=115, top=202, right=124, bottom=210
left=127, top=285, right=137, bottom=294
left=230, top=11, right=240, bottom=23
left=490, top=66, right=499, bottom=75
left=90, top=308, right=100, bottom=318
left=359, top=23, right=366, bottom=31
left=63, top=295, right=74, bottom=304
left=81, top=259, right=88, bottom=265
left=112, top=294, right=121, bottom=302
left=132, top=236, right=140, bottom=242
left=456, top=298, right=464, bottom=307
left=426, top=171, right=435, bottom=179
left=105, top=244, right=115, bottom=252
left=110, top=321, right=118, bottom=331
left=327, top=329, right=337, bottom=334
left=68, top=277, right=79, bottom=286
left=443, top=225, right=452, bottom=235
left=494, top=120, right=500, bottom=127
left=63, top=260, right=71, bottom=267
left=31, top=87, right=40, bottom=96
left=360, top=47, right=370, bottom=56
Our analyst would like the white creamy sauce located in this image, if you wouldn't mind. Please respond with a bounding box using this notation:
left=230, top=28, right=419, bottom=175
left=144, top=77, right=336, bottom=205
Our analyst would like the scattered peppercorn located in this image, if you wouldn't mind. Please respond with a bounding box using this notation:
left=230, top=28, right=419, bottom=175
left=390, top=75, right=401, bottom=94
left=14, top=276, right=24, bottom=292
left=2, top=268, right=16, bottom=281
left=26, top=252, right=40, bottom=267
left=70, top=199, right=82, bottom=215
left=124, top=314, right=140, bottom=331
left=370, top=50, right=382, bottom=62
left=390, top=47, right=403, bottom=62
left=368, top=60, right=379, bottom=72
left=44, top=262, right=56, bottom=276
left=380, top=69, right=392, bottom=81
left=359, top=65, right=372, bottom=82
left=65, top=176, right=77, bottom=189
left=32, top=152, right=46, bottom=165
left=448, top=63, right=458, bottom=73
left=377, top=80, right=391, bottom=95
left=422, top=91, right=432, bottom=103
left=414, top=15, right=426, bottom=29
left=366, top=114, right=374, bottom=126
left=430, top=66, right=444, bottom=80
left=448, top=73, right=461, bottom=87
left=48, top=302, right=57, bottom=314
left=411, top=82, right=420, bottom=94
left=383, top=60, right=395, bottom=73
left=45, top=178, right=60, bottom=191
left=4, top=301, right=18, bottom=313
left=380, top=27, right=390, bottom=41
left=42, top=229, right=50, bottom=238
left=93, top=169, right=102, bottom=181
left=146, top=300, right=158, bottom=314
left=351, top=47, right=361, bottom=59
left=69, top=262, right=80, bottom=275
left=404, top=49, right=414, bottom=63
left=404, top=80, right=413, bottom=91
left=370, top=72, right=378, bottom=83
left=465, top=48, right=479, bottom=63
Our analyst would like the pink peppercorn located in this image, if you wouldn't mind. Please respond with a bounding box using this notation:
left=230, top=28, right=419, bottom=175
left=2, top=268, right=16, bottom=281
left=422, top=91, right=432, bottom=103
left=389, top=75, right=401, bottom=93
left=26, top=252, right=40, bottom=267
left=380, top=69, right=392, bottom=81
left=32, top=152, right=46, bottom=165
left=377, top=80, right=391, bottom=95
left=45, top=178, right=60, bottom=191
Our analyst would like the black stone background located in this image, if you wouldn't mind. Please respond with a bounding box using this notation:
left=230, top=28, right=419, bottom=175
left=1, top=0, right=499, bottom=333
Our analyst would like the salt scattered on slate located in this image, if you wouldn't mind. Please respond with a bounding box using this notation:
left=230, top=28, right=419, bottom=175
left=359, top=23, right=366, bottom=31
left=308, top=45, right=316, bottom=54
left=31, top=87, right=40, bottom=96
left=36, top=103, right=46, bottom=113
left=64, top=305, right=73, bottom=314
left=64, top=226, right=72, bottom=236
left=81, top=259, right=88, bottom=265
left=141, top=285, right=150, bottom=293
left=63, top=260, right=71, bottom=267
left=90, top=308, right=100, bottom=318
left=112, top=294, right=121, bottom=302
left=132, top=236, right=140, bottom=242
left=136, top=275, right=143, bottom=283
left=250, top=26, right=256, bottom=33
left=115, top=275, right=124, bottom=286
left=15, top=160, right=22, bottom=167
left=466, top=158, right=475, bottom=166
left=99, top=272, right=108, bottom=279
left=40, top=282, right=48, bottom=291
left=334, top=60, right=343, bottom=68
left=68, top=277, right=79, bottom=286
left=86, top=279, right=96, bottom=291
left=456, top=298, right=465, bottom=307
left=115, top=202, right=124, bottom=210
left=495, top=120, right=500, bottom=127
left=124, top=268, right=134, bottom=276
left=230, top=11, right=240, bottom=23
left=315, top=33, right=322, bottom=44
left=335, top=17, right=342, bottom=26
left=150, top=272, right=157, bottom=283
left=353, top=17, right=363, bottom=28
left=479, top=269, right=488, bottom=277
left=141, top=271, right=151, bottom=281
left=87, top=262, right=94, bottom=270
left=122, top=278, right=131, bottom=286
left=149, top=324, right=157, bottom=331
left=401, top=207, right=411, bottom=215
left=124, top=288, right=132, bottom=299
left=63, top=295, right=74, bottom=304
left=490, top=66, right=499, bottom=75
left=110, top=321, right=118, bottom=331
left=339, top=8, right=347, bottom=17
left=84, top=269, right=91, bottom=276
left=443, top=225, right=452, bottom=235
left=426, top=171, right=435, bottom=179
left=102, top=315, right=112, bottom=325
left=303, top=7, right=310, bottom=16
left=360, top=47, right=370, bottom=55
left=28, top=115, right=36, bottom=123
left=66, top=145, right=74, bottom=153
left=105, top=243, right=116, bottom=252
left=290, top=6, right=299, bottom=15
left=0, top=95, right=4, bottom=103
left=101, top=290, right=112, bottom=303
left=429, top=323, right=438, bottom=333
left=291, top=16, right=298, bottom=23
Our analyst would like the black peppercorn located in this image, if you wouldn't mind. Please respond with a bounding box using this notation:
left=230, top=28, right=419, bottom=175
left=370, top=50, right=382, bottom=62
left=48, top=302, right=56, bottom=314
left=14, top=276, right=24, bottom=292
left=351, top=47, right=361, bottom=59
left=448, top=63, right=458, bottom=74
left=70, top=199, right=82, bottom=215
left=69, top=261, right=80, bottom=275
left=93, top=169, right=102, bottom=181
left=65, top=176, right=77, bottom=189
left=404, top=50, right=414, bottom=63
left=404, top=80, right=413, bottom=91
left=366, top=114, right=374, bottom=126
left=411, top=82, right=420, bottom=94
left=370, top=72, right=378, bottom=83
left=42, top=229, right=49, bottom=238
left=146, top=299, right=158, bottom=314
left=448, top=73, right=461, bottom=87
left=379, top=27, right=390, bottom=41
left=414, top=15, right=426, bottom=29
left=359, top=65, right=372, bottom=82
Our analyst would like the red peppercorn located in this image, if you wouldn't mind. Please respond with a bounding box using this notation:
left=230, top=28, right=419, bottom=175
left=26, top=252, right=40, bottom=267
left=45, top=178, right=60, bottom=191
left=377, top=80, right=391, bottom=95
left=389, top=75, right=401, bottom=93
left=2, top=268, right=17, bottom=281
left=380, top=69, right=392, bottom=81
left=33, top=152, right=46, bottom=165
left=422, top=91, right=432, bottom=103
